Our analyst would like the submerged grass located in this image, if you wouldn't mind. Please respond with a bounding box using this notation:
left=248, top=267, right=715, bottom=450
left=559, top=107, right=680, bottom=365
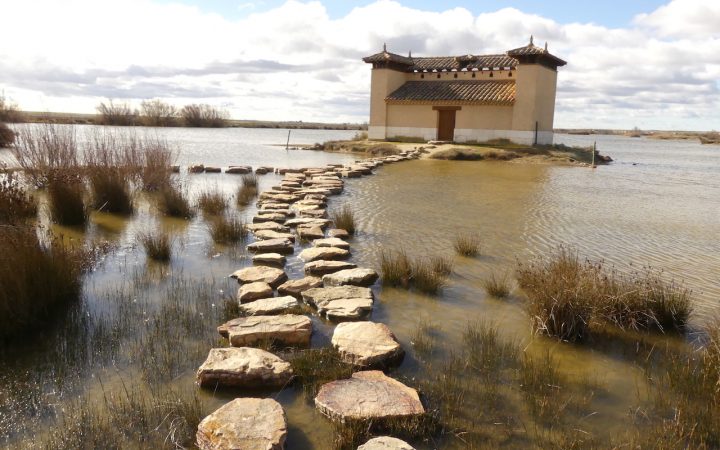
left=453, top=232, right=481, bottom=257
left=48, top=173, right=87, bottom=226
left=236, top=174, right=259, bottom=207
left=330, top=205, right=356, bottom=235
left=289, top=347, right=354, bottom=399
left=208, top=216, right=247, bottom=244
left=483, top=271, right=511, bottom=298
left=158, top=184, right=193, bottom=219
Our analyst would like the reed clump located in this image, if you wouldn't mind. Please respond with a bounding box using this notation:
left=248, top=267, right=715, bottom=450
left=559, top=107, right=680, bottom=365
left=289, top=347, right=354, bottom=399
left=429, top=255, right=453, bottom=276
left=236, top=174, right=259, bottom=207
left=0, top=171, right=37, bottom=224
left=158, top=184, right=193, bottom=219
left=453, top=232, right=481, bottom=256
left=0, top=227, right=91, bottom=342
left=483, top=272, right=511, bottom=298
left=47, top=173, right=87, bottom=226
left=11, top=123, right=80, bottom=187
left=208, top=216, right=247, bottom=244
left=379, top=249, right=412, bottom=288
left=330, top=205, right=356, bottom=235
left=139, top=231, right=172, bottom=262
left=0, top=122, right=14, bottom=147
left=380, top=250, right=450, bottom=294
left=517, top=248, right=693, bottom=342
left=411, top=259, right=447, bottom=294
left=197, top=187, right=227, bottom=216
left=137, top=136, right=176, bottom=191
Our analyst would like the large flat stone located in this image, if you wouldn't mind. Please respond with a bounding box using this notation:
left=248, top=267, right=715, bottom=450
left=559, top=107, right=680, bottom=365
left=253, top=230, right=296, bottom=242
left=302, top=286, right=373, bottom=320
left=247, top=238, right=294, bottom=254
left=312, top=237, right=350, bottom=249
left=332, top=322, right=404, bottom=367
left=231, top=266, right=288, bottom=288
left=252, top=253, right=286, bottom=267
left=297, top=225, right=325, bottom=240
left=196, top=398, right=287, bottom=450
left=237, top=281, right=273, bottom=303
left=314, top=371, right=424, bottom=422
left=218, top=314, right=312, bottom=347
left=322, top=268, right=379, bottom=287
left=239, top=296, right=301, bottom=316
left=358, top=437, right=415, bottom=450
left=277, top=276, right=323, bottom=298
left=298, top=246, right=350, bottom=262
left=285, top=217, right=330, bottom=228
left=304, top=260, right=357, bottom=276
left=246, top=222, right=290, bottom=232
left=196, top=347, right=293, bottom=388
left=328, top=229, right=350, bottom=239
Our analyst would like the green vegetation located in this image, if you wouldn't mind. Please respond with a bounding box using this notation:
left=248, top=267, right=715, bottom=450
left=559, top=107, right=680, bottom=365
left=379, top=250, right=451, bottom=295
left=330, top=205, right=356, bottom=235
left=453, top=232, right=481, bottom=257
left=208, top=216, right=247, bottom=244
left=289, top=347, right=354, bottom=399
left=139, top=231, right=172, bottom=262
left=379, top=249, right=412, bottom=288
left=517, top=248, right=693, bottom=341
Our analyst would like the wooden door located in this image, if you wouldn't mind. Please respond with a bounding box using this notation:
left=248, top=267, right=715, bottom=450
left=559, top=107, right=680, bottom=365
left=437, top=109, right=456, bottom=141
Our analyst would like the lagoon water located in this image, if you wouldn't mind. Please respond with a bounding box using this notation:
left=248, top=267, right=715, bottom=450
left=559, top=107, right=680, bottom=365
left=1, top=126, right=719, bottom=448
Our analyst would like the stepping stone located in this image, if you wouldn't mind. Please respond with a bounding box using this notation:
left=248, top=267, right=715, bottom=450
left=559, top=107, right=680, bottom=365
left=322, top=268, right=379, bottom=287
left=302, top=286, right=373, bottom=320
left=188, top=164, right=205, bottom=173
left=252, top=253, right=286, bottom=267
left=358, top=437, right=415, bottom=450
left=314, top=371, right=424, bottom=422
left=313, top=237, right=350, bottom=249
left=277, top=276, right=323, bottom=299
left=196, top=398, right=287, bottom=450
left=247, top=238, right=294, bottom=254
left=298, top=247, right=350, bottom=262
left=295, top=198, right=326, bottom=207
left=231, top=266, right=288, bottom=288
left=237, top=281, right=273, bottom=303
left=332, top=322, right=404, bottom=367
left=205, top=166, right=221, bottom=173
left=225, top=165, right=252, bottom=174
left=247, top=222, right=289, bottom=232
left=253, top=213, right=287, bottom=223
left=328, top=229, right=349, bottom=239
left=253, top=230, right=295, bottom=242
left=304, top=260, right=357, bottom=276
left=218, top=314, right=312, bottom=347
left=258, top=192, right=298, bottom=203
left=298, top=209, right=327, bottom=219
left=285, top=217, right=330, bottom=228
left=196, top=347, right=293, bottom=388
left=304, top=193, right=327, bottom=201
left=297, top=225, right=324, bottom=240
left=261, top=202, right=292, bottom=210
left=240, top=296, right=301, bottom=316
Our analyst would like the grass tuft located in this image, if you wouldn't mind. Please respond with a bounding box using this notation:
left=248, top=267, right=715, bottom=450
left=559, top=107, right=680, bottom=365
left=0, top=171, right=37, bottom=225
left=412, top=259, right=447, bottom=294
left=197, top=187, right=227, bottom=216
left=138, top=231, right=172, bottom=262
left=48, top=173, right=87, bottom=226
left=429, top=255, right=453, bottom=276
left=289, top=347, right=354, bottom=399
left=158, top=184, right=193, bottom=219
left=483, top=272, right=511, bottom=298
left=453, top=232, right=481, bottom=256
left=380, top=249, right=412, bottom=287
left=236, top=174, right=259, bottom=207
left=208, top=216, right=247, bottom=244
left=330, top=205, right=356, bottom=235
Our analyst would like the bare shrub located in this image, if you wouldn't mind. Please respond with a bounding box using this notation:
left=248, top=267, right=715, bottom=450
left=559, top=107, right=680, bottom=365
left=0, top=170, right=37, bottom=224
left=96, top=99, right=138, bottom=126
left=0, top=122, right=14, bottom=147
left=179, top=104, right=228, bottom=128
left=140, top=99, right=177, bottom=127
left=0, top=93, right=23, bottom=123
left=11, top=124, right=80, bottom=187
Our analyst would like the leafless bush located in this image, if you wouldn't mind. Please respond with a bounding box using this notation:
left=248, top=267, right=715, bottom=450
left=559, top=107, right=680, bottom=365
left=0, top=122, right=14, bottom=147
left=0, top=93, right=24, bottom=123
left=140, top=99, right=178, bottom=127
left=11, top=124, right=81, bottom=187
left=96, top=99, right=138, bottom=126
left=179, top=104, right=229, bottom=128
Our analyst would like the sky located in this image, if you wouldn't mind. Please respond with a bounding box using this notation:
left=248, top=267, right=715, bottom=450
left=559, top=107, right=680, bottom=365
left=1, top=0, right=719, bottom=130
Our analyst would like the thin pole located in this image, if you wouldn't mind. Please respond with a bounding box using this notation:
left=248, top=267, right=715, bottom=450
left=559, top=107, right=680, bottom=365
left=285, top=130, right=291, bottom=150
left=592, top=141, right=596, bottom=168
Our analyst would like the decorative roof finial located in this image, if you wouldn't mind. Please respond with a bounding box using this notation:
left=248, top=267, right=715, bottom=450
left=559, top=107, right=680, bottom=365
left=544, top=41, right=548, bottom=51
left=383, top=42, right=387, bottom=52
left=530, top=35, right=534, bottom=45
left=408, top=50, right=412, bottom=58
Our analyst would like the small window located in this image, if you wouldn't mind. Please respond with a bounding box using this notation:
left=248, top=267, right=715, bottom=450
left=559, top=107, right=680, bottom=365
left=453, top=73, right=458, bottom=79
left=472, top=73, right=476, bottom=78
left=508, top=71, right=512, bottom=77
left=437, top=74, right=441, bottom=79
left=489, top=72, right=494, bottom=78
left=421, top=74, right=424, bottom=79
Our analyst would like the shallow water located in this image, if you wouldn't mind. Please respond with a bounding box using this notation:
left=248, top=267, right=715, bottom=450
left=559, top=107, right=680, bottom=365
left=1, top=128, right=719, bottom=448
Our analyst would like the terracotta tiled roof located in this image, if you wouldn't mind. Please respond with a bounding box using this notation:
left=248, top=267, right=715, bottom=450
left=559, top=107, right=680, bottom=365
left=386, top=80, right=516, bottom=105
left=507, top=42, right=566, bottom=67
left=362, top=51, right=414, bottom=66
left=409, top=54, right=517, bottom=72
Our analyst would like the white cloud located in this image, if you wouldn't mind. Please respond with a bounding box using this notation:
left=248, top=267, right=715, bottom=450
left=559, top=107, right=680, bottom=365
left=0, top=0, right=718, bottom=129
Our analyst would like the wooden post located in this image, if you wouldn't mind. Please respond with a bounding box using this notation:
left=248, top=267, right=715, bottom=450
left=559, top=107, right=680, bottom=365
left=592, top=141, right=596, bottom=168
left=534, top=121, right=538, bottom=146
left=285, top=130, right=291, bottom=150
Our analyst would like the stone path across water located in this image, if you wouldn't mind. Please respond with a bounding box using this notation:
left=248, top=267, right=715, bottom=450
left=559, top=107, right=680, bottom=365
left=194, top=149, right=426, bottom=448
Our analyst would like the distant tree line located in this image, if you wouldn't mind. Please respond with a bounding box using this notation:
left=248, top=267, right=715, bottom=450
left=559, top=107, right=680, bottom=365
left=96, top=99, right=230, bottom=128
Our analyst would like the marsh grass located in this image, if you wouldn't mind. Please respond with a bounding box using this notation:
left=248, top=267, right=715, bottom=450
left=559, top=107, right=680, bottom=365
left=0, top=122, right=14, bottom=147
left=483, top=271, right=511, bottom=298
left=0, top=227, right=91, bottom=342
left=380, top=249, right=412, bottom=287
left=158, top=184, right=193, bottom=218
left=236, top=174, right=259, bottom=207
left=197, top=187, right=227, bottom=215
left=208, top=216, right=247, bottom=244
left=88, top=168, right=133, bottom=214
left=429, top=255, right=453, bottom=276
left=411, top=259, right=447, bottom=294
left=137, top=136, right=176, bottom=191
left=411, top=320, right=438, bottom=360
left=380, top=250, right=449, bottom=294
left=453, top=233, right=481, bottom=257
left=330, top=205, right=356, bottom=235
left=11, top=124, right=80, bottom=187
left=0, top=171, right=37, bottom=224
left=48, top=173, right=87, bottom=226
left=517, top=248, right=693, bottom=341
left=289, top=347, right=354, bottom=399
left=138, top=231, right=172, bottom=262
